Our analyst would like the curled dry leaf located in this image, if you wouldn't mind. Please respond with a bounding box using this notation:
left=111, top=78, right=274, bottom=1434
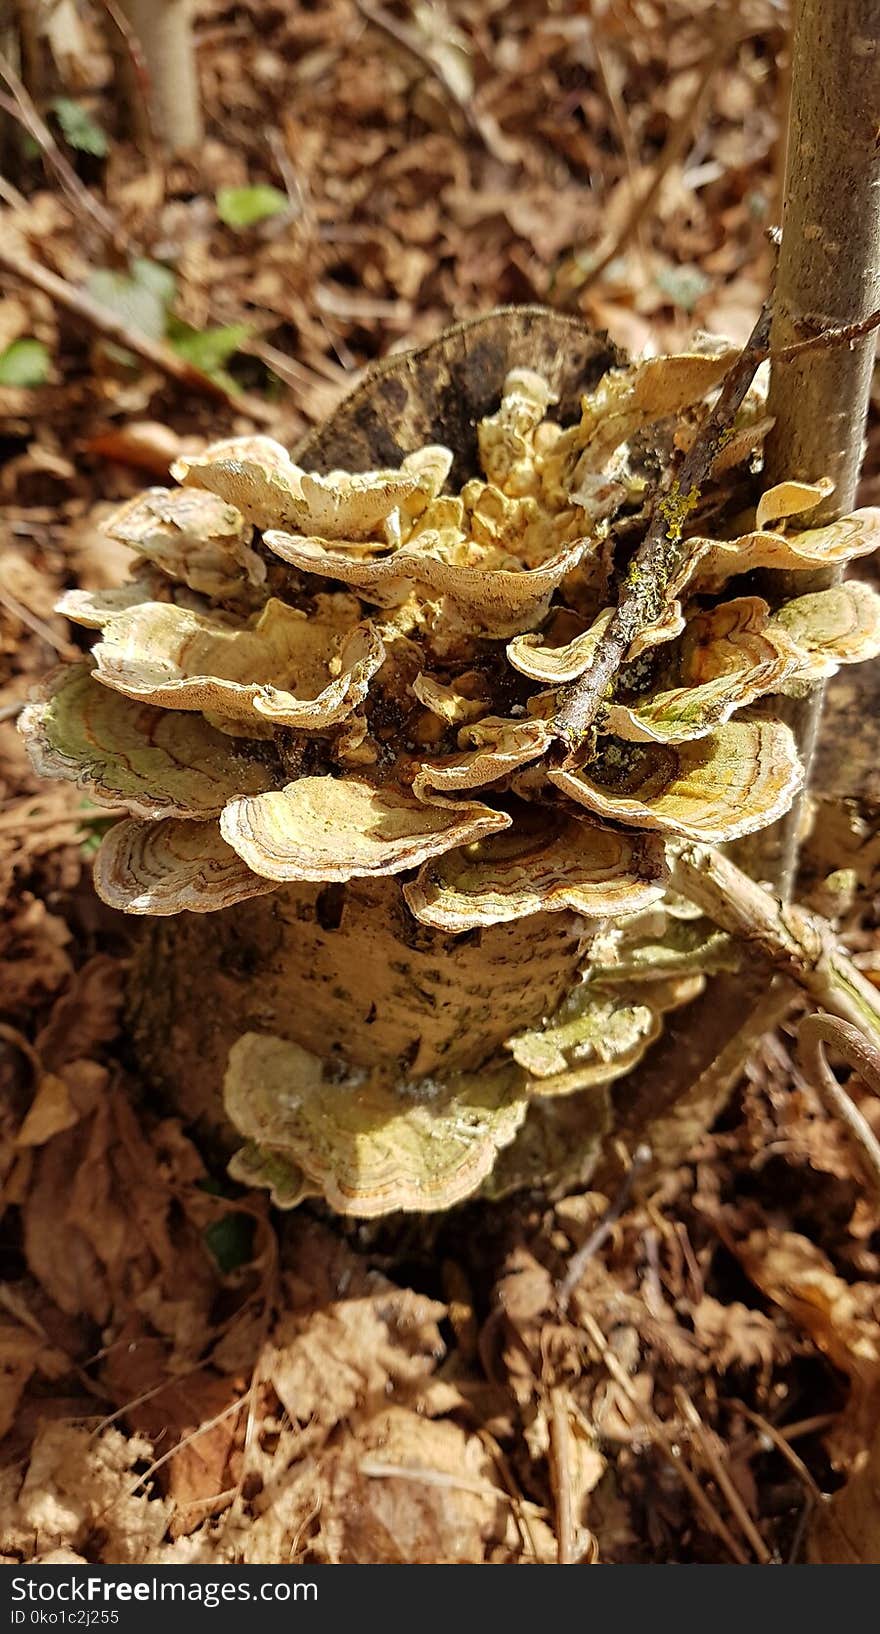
left=0, top=1319, right=70, bottom=1442
left=318, top=1409, right=508, bottom=1565
left=19, top=664, right=276, bottom=818
left=809, top=1425, right=880, bottom=1566
left=734, top=1228, right=880, bottom=1443
left=224, top=1032, right=528, bottom=1215
left=9, top=1424, right=171, bottom=1564
left=220, top=775, right=510, bottom=883
left=404, top=807, right=667, bottom=931
left=264, top=1227, right=448, bottom=1432
left=94, top=817, right=280, bottom=914
left=16, top=1073, right=81, bottom=1146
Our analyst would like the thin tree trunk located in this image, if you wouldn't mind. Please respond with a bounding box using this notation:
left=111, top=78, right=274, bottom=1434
left=753, top=0, right=880, bottom=894
left=118, top=0, right=202, bottom=153
left=766, top=0, right=880, bottom=521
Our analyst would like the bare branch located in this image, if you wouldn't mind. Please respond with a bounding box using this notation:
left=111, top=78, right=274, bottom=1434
left=0, top=52, right=120, bottom=248
left=773, top=306, right=880, bottom=363
left=547, top=1390, right=576, bottom=1565
left=797, top=1013, right=880, bottom=1195
left=0, top=243, right=274, bottom=423
left=552, top=298, right=773, bottom=763
left=672, top=841, right=880, bottom=1052
left=558, top=1141, right=652, bottom=1305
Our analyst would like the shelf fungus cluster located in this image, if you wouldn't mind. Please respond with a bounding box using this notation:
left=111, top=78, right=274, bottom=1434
left=22, top=311, right=880, bottom=1217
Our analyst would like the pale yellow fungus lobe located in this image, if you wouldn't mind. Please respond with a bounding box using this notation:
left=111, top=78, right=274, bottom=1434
left=223, top=1032, right=528, bottom=1217
left=403, top=809, right=667, bottom=932
left=220, top=776, right=511, bottom=884
left=95, top=817, right=279, bottom=914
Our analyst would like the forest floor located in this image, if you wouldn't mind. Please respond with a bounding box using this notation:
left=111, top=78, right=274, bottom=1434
left=2, top=0, right=880, bottom=1565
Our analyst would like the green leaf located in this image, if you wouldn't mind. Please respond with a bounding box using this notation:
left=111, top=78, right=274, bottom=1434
left=86, top=259, right=175, bottom=343
left=203, top=1211, right=254, bottom=1273
left=216, top=184, right=288, bottom=229
left=131, top=257, right=177, bottom=306
left=51, top=96, right=109, bottom=157
left=0, top=337, right=50, bottom=387
left=78, top=809, right=117, bottom=858
left=167, top=318, right=251, bottom=379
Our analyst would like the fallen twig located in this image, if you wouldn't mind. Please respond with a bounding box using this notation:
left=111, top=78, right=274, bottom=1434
left=354, top=0, right=483, bottom=143
left=729, top=1400, right=823, bottom=1505
left=577, top=1308, right=750, bottom=1564
left=547, top=1388, right=576, bottom=1565
left=773, top=307, right=880, bottom=363
left=562, top=44, right=721, bottom=299
left=0, top=243, right=274, bottom=422
left=477, top=1428, right=545, bottom=1562
left=0, top=53, right=120, bottom=248
left=797, top=1012, right=880, bottom=1195
left=558, top=1141, right=652, bottom=1306
left=674, top=1387, right=772, bottom=1564
left=672, top=842, right=880, bottom=1054
left=560, top=18, right=759, bottom=306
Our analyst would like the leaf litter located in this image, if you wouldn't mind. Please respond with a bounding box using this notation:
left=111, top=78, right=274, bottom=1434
left=2, top=0, right=880, bottom=1567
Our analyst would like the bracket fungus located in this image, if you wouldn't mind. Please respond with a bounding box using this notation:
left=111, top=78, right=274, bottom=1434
left=87, top=593, right=385, bottom=731
left=21, top=306, right=880, bottom=1216
left=105, top=486, right=267, bottom=602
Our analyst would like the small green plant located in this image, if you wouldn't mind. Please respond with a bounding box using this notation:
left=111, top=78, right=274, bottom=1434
left=0, top=338, right=50, bottom=387
left=216, top=185, right=289, bottom=229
